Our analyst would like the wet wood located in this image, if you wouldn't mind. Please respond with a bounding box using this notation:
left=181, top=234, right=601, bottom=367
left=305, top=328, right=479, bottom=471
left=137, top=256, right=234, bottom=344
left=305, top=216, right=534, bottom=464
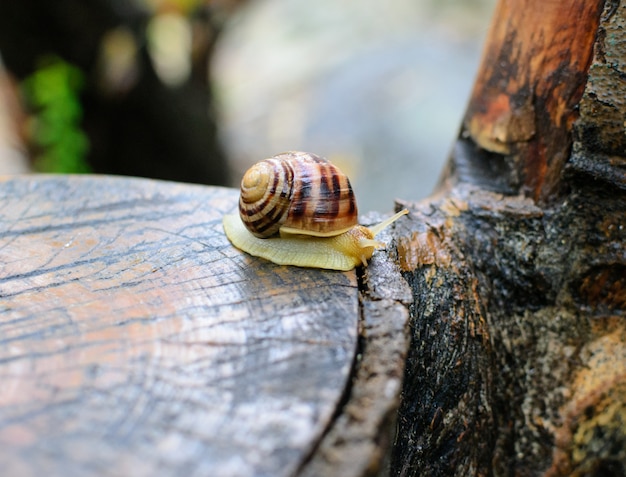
left=390, top=0, right=626, bottom=475
left=0, top=175, right=408, bottom=477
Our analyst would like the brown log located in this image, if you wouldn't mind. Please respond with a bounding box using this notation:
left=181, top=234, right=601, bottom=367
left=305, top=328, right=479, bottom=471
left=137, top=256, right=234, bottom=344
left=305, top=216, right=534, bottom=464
left=0, top=175, right=409, bottom=477
left=460, top=0, right=604, bottom=201
left=391, top=0, right=626, bottom=475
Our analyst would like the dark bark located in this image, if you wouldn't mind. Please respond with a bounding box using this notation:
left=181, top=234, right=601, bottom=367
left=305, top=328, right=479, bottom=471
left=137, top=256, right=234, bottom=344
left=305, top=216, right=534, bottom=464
left=391, top=0, right=626, bottom=475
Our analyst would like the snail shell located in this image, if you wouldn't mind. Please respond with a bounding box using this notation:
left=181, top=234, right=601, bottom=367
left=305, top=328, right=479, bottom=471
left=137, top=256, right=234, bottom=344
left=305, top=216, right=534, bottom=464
left=223, top=150, right=409, bottom=270
left=238, top=151, right=358, bottom=238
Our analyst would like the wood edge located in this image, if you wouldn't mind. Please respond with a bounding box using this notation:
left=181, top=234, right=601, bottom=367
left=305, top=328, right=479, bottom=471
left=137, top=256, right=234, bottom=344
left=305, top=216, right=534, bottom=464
left=297, top=215, right=412, bottom=477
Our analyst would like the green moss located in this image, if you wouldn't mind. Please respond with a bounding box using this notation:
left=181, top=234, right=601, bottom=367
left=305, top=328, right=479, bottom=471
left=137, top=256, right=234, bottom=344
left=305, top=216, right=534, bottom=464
left=22, top=56, right=91, bottom=173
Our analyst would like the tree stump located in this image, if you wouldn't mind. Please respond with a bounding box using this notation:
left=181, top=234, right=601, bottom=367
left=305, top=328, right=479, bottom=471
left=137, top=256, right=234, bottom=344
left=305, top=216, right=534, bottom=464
left=0, top=175, right=409, bottom=477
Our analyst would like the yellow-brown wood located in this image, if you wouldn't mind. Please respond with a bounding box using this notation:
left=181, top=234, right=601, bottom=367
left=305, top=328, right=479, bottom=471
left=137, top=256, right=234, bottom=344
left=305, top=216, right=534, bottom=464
left=463, top=0, right=604, bottom=200
left=0, top=175, right=363, bottom=477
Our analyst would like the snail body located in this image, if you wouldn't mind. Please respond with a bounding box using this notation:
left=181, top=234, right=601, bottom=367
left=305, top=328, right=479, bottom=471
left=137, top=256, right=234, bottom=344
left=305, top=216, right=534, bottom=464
left=223, top=209, right=408, bottom=271
left=223, top=151, right=408, bottom=271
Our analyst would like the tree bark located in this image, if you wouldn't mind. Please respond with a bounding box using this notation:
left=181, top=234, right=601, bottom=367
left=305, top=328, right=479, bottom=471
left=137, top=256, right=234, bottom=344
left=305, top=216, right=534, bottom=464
left=390, top=0, right=626, bottom=475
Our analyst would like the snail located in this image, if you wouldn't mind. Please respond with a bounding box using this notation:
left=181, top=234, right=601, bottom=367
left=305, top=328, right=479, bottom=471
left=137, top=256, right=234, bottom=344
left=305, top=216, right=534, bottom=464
left=222, top=151, right=408, bottom=271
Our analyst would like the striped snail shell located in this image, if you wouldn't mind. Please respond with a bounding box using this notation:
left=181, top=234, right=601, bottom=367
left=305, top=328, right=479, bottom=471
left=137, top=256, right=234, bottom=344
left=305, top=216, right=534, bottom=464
left=223, top=150, right=409, bottom=270
left=238, top=151, right=358, bottom=239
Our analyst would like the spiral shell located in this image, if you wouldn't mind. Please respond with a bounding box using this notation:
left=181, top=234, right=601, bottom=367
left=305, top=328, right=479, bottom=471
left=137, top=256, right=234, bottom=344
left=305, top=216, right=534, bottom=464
left=238, top=151, right=358, bottom=238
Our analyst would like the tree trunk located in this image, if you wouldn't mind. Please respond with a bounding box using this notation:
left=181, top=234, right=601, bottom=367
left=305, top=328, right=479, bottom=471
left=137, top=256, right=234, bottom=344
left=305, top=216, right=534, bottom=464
left=390, top=0, right=626, bottom=475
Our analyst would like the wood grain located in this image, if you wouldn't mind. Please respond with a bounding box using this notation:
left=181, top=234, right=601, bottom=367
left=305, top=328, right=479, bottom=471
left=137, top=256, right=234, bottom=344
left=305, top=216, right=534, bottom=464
left=0, top=175, right=359, bottom=477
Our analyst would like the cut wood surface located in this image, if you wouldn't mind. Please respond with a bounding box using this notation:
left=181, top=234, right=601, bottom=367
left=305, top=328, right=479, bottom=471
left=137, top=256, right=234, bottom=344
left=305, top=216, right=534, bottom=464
left=0, top=175, right=369, bottom=477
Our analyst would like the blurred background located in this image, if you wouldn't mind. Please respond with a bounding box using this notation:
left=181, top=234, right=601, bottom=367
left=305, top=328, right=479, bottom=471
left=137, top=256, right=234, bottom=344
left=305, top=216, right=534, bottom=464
left=0, top=0, right=495, bottom=212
